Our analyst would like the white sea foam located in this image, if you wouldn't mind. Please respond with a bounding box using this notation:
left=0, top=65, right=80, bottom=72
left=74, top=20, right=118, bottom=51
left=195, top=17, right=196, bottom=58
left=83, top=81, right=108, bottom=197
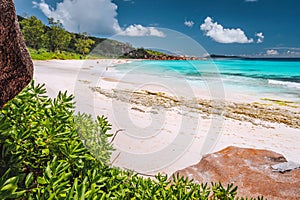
left=268, top=79, right=300, bottom=89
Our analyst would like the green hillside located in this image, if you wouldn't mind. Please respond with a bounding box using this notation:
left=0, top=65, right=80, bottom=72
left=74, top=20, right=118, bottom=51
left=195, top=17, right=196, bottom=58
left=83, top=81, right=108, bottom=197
left=17, top=15, right=165, bottom=60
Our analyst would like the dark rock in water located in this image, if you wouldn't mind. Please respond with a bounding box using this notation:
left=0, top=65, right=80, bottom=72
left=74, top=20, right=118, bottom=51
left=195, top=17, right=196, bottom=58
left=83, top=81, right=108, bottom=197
left=0, top=0, right=33, bottom=108
left=174, top=146, right=300, bottom=200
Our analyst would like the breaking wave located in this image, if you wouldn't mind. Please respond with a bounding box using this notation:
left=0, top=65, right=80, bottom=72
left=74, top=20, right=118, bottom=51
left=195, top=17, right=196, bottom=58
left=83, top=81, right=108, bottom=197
left=268, top=79, right=300, bottom=89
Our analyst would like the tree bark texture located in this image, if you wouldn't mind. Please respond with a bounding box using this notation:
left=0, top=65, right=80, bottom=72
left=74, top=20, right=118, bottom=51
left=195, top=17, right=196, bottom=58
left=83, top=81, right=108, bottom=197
left=0, top=0, right=33, bottom=108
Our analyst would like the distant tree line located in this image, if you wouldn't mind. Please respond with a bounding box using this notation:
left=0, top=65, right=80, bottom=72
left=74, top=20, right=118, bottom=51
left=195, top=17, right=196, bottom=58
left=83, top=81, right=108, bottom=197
left=19, top=16, right=95, bottom=55
left=18, top=15, right=169, bottom=58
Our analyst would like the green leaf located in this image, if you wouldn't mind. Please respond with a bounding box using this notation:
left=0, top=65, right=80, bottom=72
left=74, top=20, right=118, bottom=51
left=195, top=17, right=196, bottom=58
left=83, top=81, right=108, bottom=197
left=9, top=190, right=26, bottom=199
left=79, top=177, right=88, bottom=200
left=3, top=176, right=19, bottom=186
left=37, top=177, right=48, bottom=185
left=45, top=163, right=52, bottom=179
left=25, top=172, right=34, bottom=188
left=67, top=178, right=78, bottom=199
left=41, top=148, right=50, bottom=156
left=96, top=177, right=108, bottom=184
left=0, top=183, right=17, bottom=194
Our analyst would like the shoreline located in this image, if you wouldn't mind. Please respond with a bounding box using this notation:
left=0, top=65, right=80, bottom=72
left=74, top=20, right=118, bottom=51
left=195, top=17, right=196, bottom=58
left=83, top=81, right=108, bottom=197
left=33, top=59, right=300, bottom=176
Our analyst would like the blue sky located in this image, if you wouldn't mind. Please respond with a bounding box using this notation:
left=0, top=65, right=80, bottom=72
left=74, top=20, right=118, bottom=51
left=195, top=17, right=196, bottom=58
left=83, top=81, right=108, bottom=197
left=15, top=0, right=300, bottom=57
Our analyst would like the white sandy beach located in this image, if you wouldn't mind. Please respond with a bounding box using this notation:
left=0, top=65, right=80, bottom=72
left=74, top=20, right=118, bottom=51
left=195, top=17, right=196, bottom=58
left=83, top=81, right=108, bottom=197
left=33, top=59, right=300, bottom=176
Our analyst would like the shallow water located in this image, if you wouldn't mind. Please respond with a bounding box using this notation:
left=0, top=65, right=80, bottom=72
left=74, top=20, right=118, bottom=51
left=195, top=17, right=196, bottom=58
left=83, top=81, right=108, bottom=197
left=113, top=59, right=300, bottom=102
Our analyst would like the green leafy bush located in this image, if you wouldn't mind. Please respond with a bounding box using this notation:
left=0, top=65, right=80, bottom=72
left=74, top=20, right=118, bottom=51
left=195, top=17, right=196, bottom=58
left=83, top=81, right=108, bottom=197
left=0, top=81, right=264, bottom=199
left=28, top=48, right=86, bottom=60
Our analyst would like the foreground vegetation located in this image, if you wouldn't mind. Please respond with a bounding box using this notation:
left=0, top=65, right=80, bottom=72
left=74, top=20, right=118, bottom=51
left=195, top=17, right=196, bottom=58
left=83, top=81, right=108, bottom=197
left=0, top=82, right=263, bottom=199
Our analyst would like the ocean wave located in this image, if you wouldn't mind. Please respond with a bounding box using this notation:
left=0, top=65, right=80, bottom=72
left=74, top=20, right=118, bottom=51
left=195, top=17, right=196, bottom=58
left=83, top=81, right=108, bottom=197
left=268, top=79, right=300, bottom=89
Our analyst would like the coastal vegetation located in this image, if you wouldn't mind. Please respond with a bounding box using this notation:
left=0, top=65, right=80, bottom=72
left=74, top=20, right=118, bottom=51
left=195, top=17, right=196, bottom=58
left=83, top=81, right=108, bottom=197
left=27, top=48, right=84, bottom=60
left=0, top=82, right=263, bottom=199
left=18, top=15, right=199, bottom=60
left=18, top=16, right=150, bottom=60
left=19, top=16, right=97, bottom=60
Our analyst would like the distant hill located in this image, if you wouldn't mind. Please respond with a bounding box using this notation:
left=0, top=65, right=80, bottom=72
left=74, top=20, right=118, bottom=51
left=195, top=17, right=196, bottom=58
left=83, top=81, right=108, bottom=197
left=88, top=37, right=134, bottom=58
left=207, top=54, right=300, bottom=61
left=206, top=54, right=242, bottom=59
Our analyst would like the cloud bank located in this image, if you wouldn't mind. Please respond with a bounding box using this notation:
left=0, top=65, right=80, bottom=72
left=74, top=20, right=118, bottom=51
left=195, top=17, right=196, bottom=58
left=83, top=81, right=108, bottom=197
left=119, top=24, right=165, bottom=37
left=266, top=49, right=279, bottom=55
left=200, top=17, right=254, bottom=44
left=184, top=20, right=194, bottom=28
left=264, top=47, right=300, bottom=56
left=32, top=0, right=164, bottom=37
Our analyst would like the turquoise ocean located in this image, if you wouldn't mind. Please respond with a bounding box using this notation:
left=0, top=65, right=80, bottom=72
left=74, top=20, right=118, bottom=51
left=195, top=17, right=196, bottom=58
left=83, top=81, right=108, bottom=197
left=113, top=58, right=300, bottom=102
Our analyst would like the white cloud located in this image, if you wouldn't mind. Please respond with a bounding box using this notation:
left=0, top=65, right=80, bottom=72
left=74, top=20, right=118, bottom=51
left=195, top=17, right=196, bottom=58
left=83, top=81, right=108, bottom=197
left=32, top=0, right=53, bottom=17
left=184, top=20, right=194, bottom=28
left=266, top=47, right=300, bottom=51
left=266, top=49, right=279, bottom=55
left=123, top=0, right=135, bottom=4
left=119, top=24, right=165, bottom=37
left=200, top=17, right=253, bottom=44
left=32, top=0, right=163, bottom=37
left=245, top=0, right=258, bottom=2
left=255, top=32, right=264, bottom=43
left=287, top=51, right=300, bottom=56
left=32, top=0, right=122, bottom=35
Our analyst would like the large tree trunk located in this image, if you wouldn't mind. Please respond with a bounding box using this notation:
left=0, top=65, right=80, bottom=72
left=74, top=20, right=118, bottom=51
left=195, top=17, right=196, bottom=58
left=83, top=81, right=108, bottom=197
left=0, top=0, right=33, bottom=108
